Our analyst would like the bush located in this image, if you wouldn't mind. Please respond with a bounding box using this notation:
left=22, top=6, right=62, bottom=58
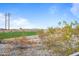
left=38, top=21, right=79, bottom=56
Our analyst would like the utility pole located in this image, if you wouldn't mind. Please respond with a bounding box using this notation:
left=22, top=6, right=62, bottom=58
left=5, top=13, right=7, bottom=30
left=5, top=13, right=11, bottom=30
left=8, top=13, right=10, bottom=30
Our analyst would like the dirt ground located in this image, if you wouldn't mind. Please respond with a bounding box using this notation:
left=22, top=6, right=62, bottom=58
left=0, top=35, right=52, bottom=56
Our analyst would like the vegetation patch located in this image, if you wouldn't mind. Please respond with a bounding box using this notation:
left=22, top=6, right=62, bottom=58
left=0, top=31, right=37, bottom=39
left=38, top=20, right=79, bottom=56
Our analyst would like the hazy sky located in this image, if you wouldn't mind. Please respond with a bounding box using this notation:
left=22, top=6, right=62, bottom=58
left=0, top=3, right=79, bottom=29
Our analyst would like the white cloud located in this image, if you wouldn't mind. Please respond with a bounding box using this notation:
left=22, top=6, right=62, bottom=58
left=0, top=13, right=5, bottom=28
left=71, top=3, right=79, bottom=18
left=0, top=13, right=35, bottom=29
left=11, top=18, right=33, bottom=29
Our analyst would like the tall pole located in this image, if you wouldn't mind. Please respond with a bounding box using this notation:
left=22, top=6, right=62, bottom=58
left=5, top=13, right=7, bottom=30
left=8, top=13, right=10, bottom=30
left=5, top=13, right=11, bottom=30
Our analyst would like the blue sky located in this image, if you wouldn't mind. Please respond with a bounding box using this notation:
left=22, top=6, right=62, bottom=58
left=0, top=3, right=79, bottom=29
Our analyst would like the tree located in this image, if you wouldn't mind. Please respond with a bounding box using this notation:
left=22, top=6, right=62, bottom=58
left=58, top=21, right=61, bottom=26
left=63, top=20, right=67, bottom=25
